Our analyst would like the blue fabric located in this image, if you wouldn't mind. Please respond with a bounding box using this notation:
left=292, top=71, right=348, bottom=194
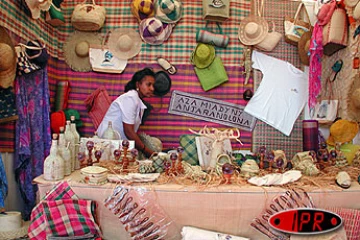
left=15, top=68, right=51, bottom=220
left=0, top=153, right=8, bottom=210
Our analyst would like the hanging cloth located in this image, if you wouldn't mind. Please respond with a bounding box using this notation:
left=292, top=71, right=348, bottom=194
left=0, top=153, right=8, bottom=211
left=308, top=22, right=323, bottom=110
left=14, top=68, right=51, bottom=220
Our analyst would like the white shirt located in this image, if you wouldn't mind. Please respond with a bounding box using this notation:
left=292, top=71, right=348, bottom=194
left=97, top=90, right=147, bottom=140
left=244, top=51, right=308, bottom=136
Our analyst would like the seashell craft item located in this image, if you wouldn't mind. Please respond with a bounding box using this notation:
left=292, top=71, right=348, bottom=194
left=138, top=160, right=155, bottom=174
left=241, top=159, right=260, bottom=179
left=189, top=126, right=243, bottom=169
left=138, top=132, right=163, bottom=159
left=271, top=150, right=287, bottom=170
left=291, top=151, right=320, bottom=176
left=336, top=171, right=352, bottom=189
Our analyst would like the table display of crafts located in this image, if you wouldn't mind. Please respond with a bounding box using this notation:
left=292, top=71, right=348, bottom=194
left=44, top=124, right=360, bottom=189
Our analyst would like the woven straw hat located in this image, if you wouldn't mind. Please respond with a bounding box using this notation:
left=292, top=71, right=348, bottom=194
left=139, top=17, right=173, bottom=45
left=131, top=0, right=155, bottom=22
left=238, top=15, right=268, bottom=46
left=327, top=119, right=359, bottom=146
left=347, top=75, right=360, bottom=122
left=191, top=43, right=215, bottom=69
left=298, top=31, right=312, bottom=66
left=155, top=0, right=182, bottom=23
left=63, top=31, right=102, bottom=72
left=108, top=28, right=142, bottom=60
left=0, top=26, right=16, bottom=89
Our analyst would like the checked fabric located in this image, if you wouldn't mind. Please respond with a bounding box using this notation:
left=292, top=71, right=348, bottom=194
left=28, top=182, right=101, bottom=240
left=179, top=134, right=199, bottom=165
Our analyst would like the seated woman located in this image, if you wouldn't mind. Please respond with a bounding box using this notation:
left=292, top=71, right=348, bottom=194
left=97, top=68, right=156, bottom=158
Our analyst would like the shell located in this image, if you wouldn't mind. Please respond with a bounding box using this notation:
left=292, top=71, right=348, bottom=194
left=336, top=171, right=352, bottom=189
left=240, top=159, right=260, bottom=179
left=294, top=159, right=320, bottom=176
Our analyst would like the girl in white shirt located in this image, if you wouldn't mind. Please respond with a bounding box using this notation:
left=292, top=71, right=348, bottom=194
left=97, top=68, right=156, bottom=157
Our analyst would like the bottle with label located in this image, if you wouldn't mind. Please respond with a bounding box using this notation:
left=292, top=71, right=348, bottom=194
left=103, top=121, right=121, bottom=140
left=44, top=134, right=65, bottom=181
left=58, top=126, right=71, bottom=176
left=70, top=116, right=81, bottom=170
left=64, top=120, right=75, bottom=172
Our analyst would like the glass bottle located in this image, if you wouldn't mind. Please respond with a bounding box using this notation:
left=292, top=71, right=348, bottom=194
left=44, top=134, right=65, bottom=181
left=64, top=120, right=75, bottom=172
left=103, top=121, right=121, bottom=140
left=58, top=126, right=71, bottom=176
left=70, top=116, right=80, bottom=170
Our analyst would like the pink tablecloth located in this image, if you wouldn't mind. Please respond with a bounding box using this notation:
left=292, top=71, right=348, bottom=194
left=33, top=171, right=360, bottom=240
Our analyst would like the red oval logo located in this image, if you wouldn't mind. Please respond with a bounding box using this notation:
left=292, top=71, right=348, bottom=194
left=269, top=208, right=342, bottom=235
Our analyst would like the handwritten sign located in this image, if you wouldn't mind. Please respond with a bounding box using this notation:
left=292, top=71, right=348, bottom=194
left=168, top=90, right=256, bottom=131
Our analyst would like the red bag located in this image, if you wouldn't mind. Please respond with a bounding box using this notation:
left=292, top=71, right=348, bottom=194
left=84, top=86, right=112, bottom=129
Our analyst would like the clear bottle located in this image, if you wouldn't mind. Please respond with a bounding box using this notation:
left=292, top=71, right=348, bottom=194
left=64, top=120, right=75, bottom=172
left=103, top=121, right=121, bottom=140
left=44, top=134, right=65, bottom=181
left=70, top=116, right=80, bottom=170
left=58, top=127, right=71, bottom=176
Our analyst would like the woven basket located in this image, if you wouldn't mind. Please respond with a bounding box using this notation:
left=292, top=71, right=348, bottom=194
left=71, top=0, right=106, bottom=31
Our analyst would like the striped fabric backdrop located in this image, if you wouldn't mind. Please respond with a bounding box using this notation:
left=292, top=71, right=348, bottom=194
left=46, top=60, right=252, bottom=150
left=0, top=0, right=309, bottom=157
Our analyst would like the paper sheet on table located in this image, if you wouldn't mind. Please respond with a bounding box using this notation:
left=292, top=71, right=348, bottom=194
left=181, top=226, right=249, bottom=240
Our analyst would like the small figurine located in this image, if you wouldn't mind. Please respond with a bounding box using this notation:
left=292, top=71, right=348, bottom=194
left=222, top=163, right=235, bottom=184
left=86, top=140, right=94, bottom=166
left=176, top=146, right=184, bottom=174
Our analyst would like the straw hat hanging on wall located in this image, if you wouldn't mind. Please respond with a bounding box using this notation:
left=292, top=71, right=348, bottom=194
left=108, top=28, right=142, bottom=60
left=347, top=74, right=360, bottom=122
left=0, top=26, right=16, bottom=89
left=63, top=31, right=102, bottom=72
left=238, top=15, right=269, bottom=46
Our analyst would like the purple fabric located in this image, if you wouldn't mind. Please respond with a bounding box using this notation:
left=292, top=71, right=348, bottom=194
left=15, top=68, right=51, bottom=220
left=302, top=120, right=319, bottom=152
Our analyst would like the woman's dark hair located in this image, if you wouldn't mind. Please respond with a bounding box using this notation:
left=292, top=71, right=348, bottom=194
left=124, top=68, right=155, bottom=92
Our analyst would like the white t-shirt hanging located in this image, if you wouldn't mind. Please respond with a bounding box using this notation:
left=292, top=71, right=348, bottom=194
left=244, top=50, right=308, bottom=136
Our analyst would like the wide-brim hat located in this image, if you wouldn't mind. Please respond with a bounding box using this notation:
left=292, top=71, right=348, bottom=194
left=0, top=26, right=16, bottom=89
left=347, top=75, right=360, bottom=122
left=63, top=31, right=102, bottom=72
left=155, top=0, right=182, bottom=23
left=238, top=15, right=269, bottom=46
left=139, top=17, right=173, bottom=45
left=108, top=28, right=142, bottom=60
left=191, top=43, right=216, bottom=69
left=0, top=221, right=30, bottom=239
left=327, top=119, right=359, bottom=146
left=131, top=0, right=155, bottom=22
left=298, top=31, right=312, bottom=66
left=154, top=71, right=172, bottom=96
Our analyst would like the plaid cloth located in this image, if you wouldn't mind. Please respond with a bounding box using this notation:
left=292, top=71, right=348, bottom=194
left=179, top=134, right=199, bottom=165
left=302, top=120, right=319, bottom=152
left=328, top=207, right=360, bottom=240
left=29, top=181, right=101, bottom=240
left=42, top=199, right=101, bottom=238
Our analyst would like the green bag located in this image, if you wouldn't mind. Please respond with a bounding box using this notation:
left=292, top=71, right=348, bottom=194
left=194, top=56, right=228, bottom=91
left=179, top=134, right=199, bottom=165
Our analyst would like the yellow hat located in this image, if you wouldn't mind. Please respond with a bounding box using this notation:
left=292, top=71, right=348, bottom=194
left=327, top=119, right=359, bottom=146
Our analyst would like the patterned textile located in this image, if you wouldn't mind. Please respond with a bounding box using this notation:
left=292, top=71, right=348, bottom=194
left=302, top=120, right=319, bottom=152
left=328, top=207, right=360, bottom=240
left=179, top=134, right=199, bottom=165
left=0, top=153, right=8, bottom=210
left=0, top=1, right=250, bottom=66
left=0, top=87, right=18, bottom=124
left=29, top=181, right=78, bottom=239
left=15, top=68, right=51, bottom=220
left=42, top=199, right=101, bottom=238
left=84, top=86, right=112, bottom=130
left=251, top=0, right=304, bottom=160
